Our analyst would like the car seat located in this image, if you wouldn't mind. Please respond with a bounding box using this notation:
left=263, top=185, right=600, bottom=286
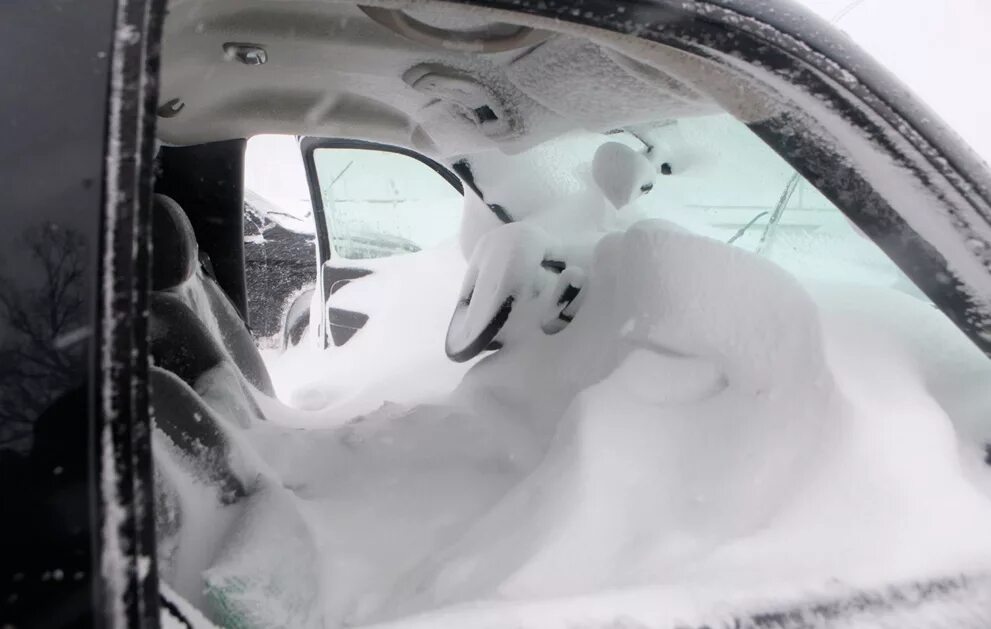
left=151, top=193, right=274, bottom=397
left=149, top=193, right=272, bottom=609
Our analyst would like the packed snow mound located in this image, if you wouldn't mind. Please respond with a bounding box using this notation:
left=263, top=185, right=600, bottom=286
left=182, top=221, right=991, bottom=629
left=808, top=282, right=991, bottom=449
left=203, top=478, right=323, bottom=629
left=159, top=214, right=991, bottom=628
left=592, top=142, right=656, bottom=210
left=367, top=220, right=839, bottom=620
left=266, top=245, right=470, bottom=422
left=452, top=219, right=829, bottom=416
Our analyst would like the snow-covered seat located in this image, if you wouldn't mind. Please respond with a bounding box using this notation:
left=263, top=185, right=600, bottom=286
left=148, top=194, right=281, bottom=614
left=150, top=193, right=273, bottom=396
left=150, top=365, right=260, bottom=614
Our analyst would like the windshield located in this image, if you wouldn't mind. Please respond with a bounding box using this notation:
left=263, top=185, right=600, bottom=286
left=466, top=114, right=923, bottom=297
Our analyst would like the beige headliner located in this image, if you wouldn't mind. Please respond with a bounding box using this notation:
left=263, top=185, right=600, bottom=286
left=158, top=0, right=771, bottom=158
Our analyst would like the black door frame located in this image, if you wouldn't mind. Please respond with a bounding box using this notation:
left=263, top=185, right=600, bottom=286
left=96, top=0, right=168, bottom=625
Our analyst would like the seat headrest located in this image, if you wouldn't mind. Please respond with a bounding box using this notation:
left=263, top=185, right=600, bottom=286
left=153, top=194, right=199, bottom=290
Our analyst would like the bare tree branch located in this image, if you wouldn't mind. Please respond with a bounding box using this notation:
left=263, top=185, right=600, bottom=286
left=0, top=223, right=88, bottom=451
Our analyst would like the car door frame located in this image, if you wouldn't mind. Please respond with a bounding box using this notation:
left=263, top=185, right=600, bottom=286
left=299, top=137, right=464, bottom=348
left=97, top=0, right=168, bottom=625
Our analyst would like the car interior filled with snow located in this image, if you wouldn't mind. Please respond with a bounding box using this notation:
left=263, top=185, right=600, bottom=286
left=4, top=0, right=991, bottom=627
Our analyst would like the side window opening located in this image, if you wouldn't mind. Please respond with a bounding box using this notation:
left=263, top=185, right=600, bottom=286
left=242, top=135, right=318, bottom=350
left=308, top=144, right=464, bottom=260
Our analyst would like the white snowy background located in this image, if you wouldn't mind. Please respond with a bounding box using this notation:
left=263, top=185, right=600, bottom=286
left=799, top=0, right=991, bottom=166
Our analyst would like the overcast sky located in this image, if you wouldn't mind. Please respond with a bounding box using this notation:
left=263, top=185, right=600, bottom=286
left=796, top=0, right=991, bottom=164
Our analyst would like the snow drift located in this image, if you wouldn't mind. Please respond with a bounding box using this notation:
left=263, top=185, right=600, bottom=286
left=157, top=219, right=991, bottom=628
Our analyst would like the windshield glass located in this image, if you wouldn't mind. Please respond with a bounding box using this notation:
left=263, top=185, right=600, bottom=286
left=494, top=114, right=925, bottom=297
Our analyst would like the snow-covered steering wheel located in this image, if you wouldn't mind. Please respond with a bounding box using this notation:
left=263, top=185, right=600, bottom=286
left=445, top=139, right=657, bottom=362
left=445, top=223, right=586, bottom=362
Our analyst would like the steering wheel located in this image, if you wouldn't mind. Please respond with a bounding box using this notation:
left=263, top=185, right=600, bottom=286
left=445, top=224, right=586, bottom=362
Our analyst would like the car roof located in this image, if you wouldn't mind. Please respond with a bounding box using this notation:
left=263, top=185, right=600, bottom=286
left=157, top=0, right=727, bottom=155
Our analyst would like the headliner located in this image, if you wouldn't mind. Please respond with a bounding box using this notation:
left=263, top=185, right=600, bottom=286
left=156, top=0, right=743, bottom=157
